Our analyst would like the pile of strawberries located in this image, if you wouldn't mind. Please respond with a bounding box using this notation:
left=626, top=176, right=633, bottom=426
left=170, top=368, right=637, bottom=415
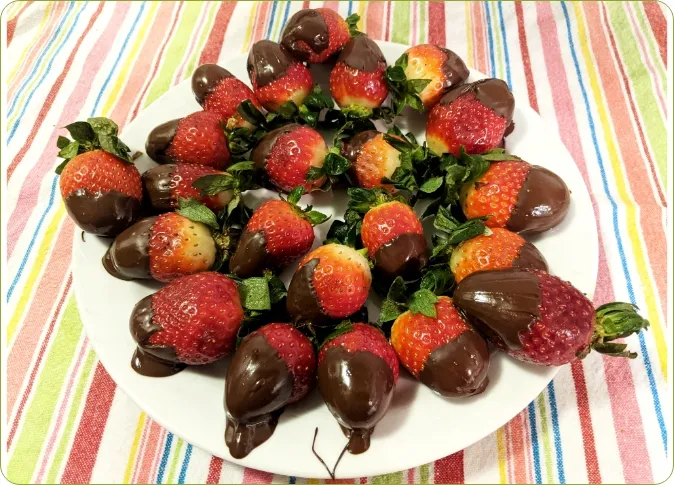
left=55, top=7, right=649, bottom=474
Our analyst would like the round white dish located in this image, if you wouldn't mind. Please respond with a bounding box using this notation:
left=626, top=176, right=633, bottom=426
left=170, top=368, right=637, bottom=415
left=72, top=41, right=599, bottom=479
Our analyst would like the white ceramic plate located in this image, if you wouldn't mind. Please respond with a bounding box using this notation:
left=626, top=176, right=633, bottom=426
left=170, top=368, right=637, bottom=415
left=72, top=41, right=598, bottom=479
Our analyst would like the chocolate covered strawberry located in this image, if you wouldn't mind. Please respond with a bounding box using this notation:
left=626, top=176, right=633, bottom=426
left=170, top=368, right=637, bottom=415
left=247, top=40, right=313, bottom=112
left=146, top=111, right=230, bottom=169
left=281, top=9, right=358, bottom=63
left=56, top=117, right=141, bottom=236
left=391, top=296, right=489, bottom=397
left=286, top=243, right=372, bottom=325
left=330, top=35, right=388, bottom=114
left=454, top=268, right=650, bottom=366
left=252, top=123, right=329, bottom=192
left=340, top=131, right=401, bottom=190
left=426, top=79, right=514, bottom=156
left=461, top=160, right=570, bottom=234
left=318, top=323, right=398, bottom=454
left=225, top=323, right=316, bottom=458
left=130, top=272, right=245, bottom=376
left=229, top=188, right=329, bottom=278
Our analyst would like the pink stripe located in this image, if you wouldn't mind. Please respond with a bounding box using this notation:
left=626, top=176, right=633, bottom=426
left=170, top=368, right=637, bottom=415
left=504, top=420, right=513, bottom=483
left=427, top=2, right=445, bottom=46
left=523, top=407, right=533, bottom=482
left=510, top=412, right=527, bottom=484
left=252, top=2, right=271, bottom=44
left=198, top=2, right=237, bottom=65
left=242, top=468, right=273, bottom=484
left=130, top=418, right=150, bottom=483
left=642, top=2, right=667, bottom=63
left=472, top=2, right=488, bottom=74
left=411, top=1, right=417, bottom=44
left=136, top=422, right=164, bottom=484
left=173, top=5, right=209, bottom=84
left=323, top=1, right=340, bottom=12
left=384, top=1, right=392, bottom=42
left=206, top=456, right=223, bottom=484
left=365, top=1, right=384, bottom=40
left=7, top=1, right=34, bottom=45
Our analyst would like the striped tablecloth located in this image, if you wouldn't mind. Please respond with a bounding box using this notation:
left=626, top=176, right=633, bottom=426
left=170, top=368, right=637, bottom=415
left=3, top=1, right=669, bottom=483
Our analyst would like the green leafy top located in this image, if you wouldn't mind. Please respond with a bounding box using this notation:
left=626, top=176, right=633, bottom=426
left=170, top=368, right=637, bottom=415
left=379, top=276, right=441, bottom=326
left=191, top=161, right=260, bottom=216
left=176, top=198, right=220, bottom=231
left=345, top=13, right=361, bottom=37
left=385, top=54, right=432, bottom=116
left=280, top=187, right=330, bottom=226
left=305, top=147, right=351, bottom=185
left=346, top=187, right=407, bottom=213
left=55, top=117, right=133, bottom=174
left=379, top=125, right=435, bottom=193
left=584, top=302, right=650, bottom=359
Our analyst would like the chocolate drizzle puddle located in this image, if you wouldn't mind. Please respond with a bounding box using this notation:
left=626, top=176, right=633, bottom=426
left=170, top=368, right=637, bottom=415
left=142, top=165, right=176, bottom=212
left=512, top=241, right=548, bottom=271
left=65, top=189, right=140, bottom=237
left=103, top=216, right=157, bottom=280
left=338, top=35, right=385, bottom=72
left=247, top=40, right=295, bottom=87
left=251, top=124, right=300, bottom=169
left=340, top=130, right=379, bottom=164
left=192, top=64, right=233, bottom=105
left=229, top=230, right=268, bottom=278
left=281, top=9, right=329, bottom=61
left=145, top=119, right=180, bottom=164
left=373, top=233, right=429, bottom=280
left=439, top=78, right=515, bottom=122
left=286, top=258, right=330, bottom=325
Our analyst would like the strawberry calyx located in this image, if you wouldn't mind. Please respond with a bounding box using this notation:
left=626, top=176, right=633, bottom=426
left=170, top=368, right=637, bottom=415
left=385, top=53, right=432, bottom=115
left=192, top=161, right=260, bottom=212
left=580, top=303, right=650, bottom=359
left=345, top=13, right=361, bottom=37
left=378, top=276, right=441, bottom=334
left=430, top=206, right=488, bottom=259
left=280, top=186, right=330, bottom=226
left=55, top=117, right=133, bottom=174
left=379, top=125, right=434, bottom=193
left=305, top=147, right=351, bottom=190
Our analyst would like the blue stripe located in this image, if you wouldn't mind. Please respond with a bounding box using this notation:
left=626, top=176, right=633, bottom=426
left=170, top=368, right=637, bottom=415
left=177, top=444, right=193, bottom=484
left=156, top=433, right=174, bottom=484
left=6, top=4, right=145, bottom=303
left=7, top=2, right=75, bottom=118
left=9, top=2, right=88, bottom=143
left=277, top=0, right=291, bottom=41
left=348, top=0, right=353, bottom=16
left=528, top=401, right=542, bottom=484
left=559, top=1, right=667, bottom=452
left=484, top=2, right=496, bottom=78
left=497, top=1, right=512, bottom=88
left=547, top=382, right=566, bottom=483
left=266, top=1, right=278, bottom=40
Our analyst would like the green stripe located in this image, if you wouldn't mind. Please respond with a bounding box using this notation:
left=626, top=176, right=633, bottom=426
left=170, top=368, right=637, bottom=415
left=45, top=350, right=97, bottom=483
left=144, top=1, right=206, bottom=107
left=418, top=1, right=427, bottom=44
left=606, top=3, right=667, bottom=182
left=6, top=297, right=83, bottom=483
left=182, top=3, right=218, bottom=84
left=419, top=463, right=430, bottom=483
left=633, top=3, right=666, bottom=85
left=165, top=438, right=184, bottom=484
left=536, top=393, right=554, bottom=483
left=270, top=0, right=289, bottom=42
left=391, top=1, right=410, bottom=45
left=371, top=471, right=404, bottom=484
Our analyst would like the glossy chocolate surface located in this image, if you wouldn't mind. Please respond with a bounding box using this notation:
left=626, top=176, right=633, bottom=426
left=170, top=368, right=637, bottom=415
left=251, top=124, right=300, bottom=169
left=338, top=35, right=385, bottom=72
left=373, top=233, right=429, bottom=280
left=340, top=130, right=379, bottom=164
left=318, top=347, right=395, bottom=454
left=192, top=64, right=233, bottom=105
left=419, top=331, right=490, bottom=397
left=438, top=47, right=469, bottom=90
left=103, top=216, right=157, bottom=280
left=145, top=119, right=179, bottom=164
left=507, top=166, right=570, bottom=234
left=280, top=9, right=329, bottom=61
left=286, top=258, right=329, bottom=325
left=453, top=269, right=542, bottom=350
left=142, top=164, right=176, bottom=212
left=247, top=40, right=295, bottom=87
left=229, top=230, right=268, bottom=278
left=65, top=189, right=140, bottom=237
left=512, top=241, right=548, bottom=271
left=440, top=78, right=515, bottom=122
left=129, top=295, right=186, bottom=377
left=224, top=334, right=293, bottom=458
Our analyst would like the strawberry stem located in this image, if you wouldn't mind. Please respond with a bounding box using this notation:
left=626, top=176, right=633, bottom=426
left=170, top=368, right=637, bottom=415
left=589, top=302, right=649, bottom=358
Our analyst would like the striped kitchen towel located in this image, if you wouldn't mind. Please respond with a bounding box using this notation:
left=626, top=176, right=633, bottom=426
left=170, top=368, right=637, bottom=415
left=3, top=1, right=669, bottom=483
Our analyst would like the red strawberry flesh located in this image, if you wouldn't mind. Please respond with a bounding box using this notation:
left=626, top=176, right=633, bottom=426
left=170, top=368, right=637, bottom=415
left=281, top=8, right=349, bottom=63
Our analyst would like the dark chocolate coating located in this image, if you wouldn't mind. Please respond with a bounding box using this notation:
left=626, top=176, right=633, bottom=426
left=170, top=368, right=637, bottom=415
left=103, top=216, right=157, bottom=280
left=192, top=64, right=233, bottom=105
left=286, top=258, right=330, bottom=325
left=228, top=230, right=268, bottom=278
left=418, top=331, right=490, bottom=397
left=340, top=130, right=379, bottom=165
left=247, top=40, right=295, bottom=87
left=280, top=9, right=329, bottom=61
left=142, top=164, right=176, bottom=212
left=145, top=119, right=179, bottom=164
left=318, top=347, right=395, bottom=454
left=438, top=47, right=469, bottom=90
left=224, top=333, right=293, bottom=458
left=453, top=269, right=542, bottom=350
left=129, top=295, right=185, bottom=377
left=251, top=124, right=300, bottom=169
left=507, top=166, right=570, bottom=234
left=512, top=241, right=548, bottom=271
left=373, top=233, right=429, bottom=280
left=338, top=35, right=385, bottom=72
left=65, top=189, right=141, bottom=237
left=440, top=78, right=515, bottom=122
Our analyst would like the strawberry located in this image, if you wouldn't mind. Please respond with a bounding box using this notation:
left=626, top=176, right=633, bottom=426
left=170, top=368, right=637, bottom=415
left=317, top=323, right=398, bottom=455
left=330, top=34, right=388, bottom=113
left=460, top=160, right=570, bottom=234
left=130, top=272, right=245, bottom=376
left=426, top=79, right=514, bottom=156
left=56, top=117, right=141, bottom=237
left=287, top=243, right=372, bottom=324
left=340, top=131, right=401, bottom=190
left=146, top=111, right=230, bottom=169
left=247, top=40, right=314, bottom=113
left=391, top=296, right=489, bottom=397
left=229, top=187, right=329, bottom=278
left=225, top=323, right=316, bottom=458
left=454, top=268, right=650, bottom=366
left=252, top=123, right=329, bottom=192
left=281, top=9, right=358, bottom=63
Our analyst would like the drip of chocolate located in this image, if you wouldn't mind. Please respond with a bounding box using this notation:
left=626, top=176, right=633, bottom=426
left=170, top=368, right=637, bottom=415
left=439, top=78, right=515, bottom=122
left=318, top=347, right=395, bottom=454
left=338, top=35, right=385, bottom=72
left=373, top=233, right=429, bottom=280
left=142, top=165, right=176, bottom=212
left=438, top=47, right=470, bottom=90
left=129, top=295, right=186, bottom=377
left=251, top=124, right=300, bottom=169
left=418, top=330, right=490, bottom=397
left=453, top=269, right=542, bottom=350
left=192, top=64, right=233, bottom=105
left=507, top=166, right=570, bottom=234
left=280, top=9, right=329, bottom=61
left=224, top=334, right=294, bottom=458
left=512, top=241, right=548, bottom=271
left=340, top=130, right=379, bottom=164
left=228, top=230, right=268, bottom=278
left=247, top=40, right=296, bottom=87
left=65, top=189, right=141, bottom=237
left=145, top=119, right=180, bottom=164
left=286, top=259, right=330, bottom=325
left=103, top=216, right=157, bottom=280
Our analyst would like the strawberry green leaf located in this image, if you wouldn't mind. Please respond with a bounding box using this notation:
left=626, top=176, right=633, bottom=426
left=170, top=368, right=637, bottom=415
left=64, top=121, right=95, bottom=144
left=409, top=289, right=438, bottom=317
left=58, top=141, right=80, bottom=161
left=87, top=117, right=119, bottom=137
left=341, top=105, right=373, bottom=119
left=193, top=174, right=237, bottom=196
left=238, top=277, right=272, bottom=311
left=379, top=299, right=407, bottom=323
left=345, top=13, right=361, bottom=36
left=278, top=101, right=298, bottom=119
left=382, top=133, right=411, bottom=153
left=430, top=235, right=453, bottom=259
left=323, top=152, right=350, bottom=176
left=306, top=166, right=325, bottom=181
left=287, top=186, right=305, bottom=205
left=319, top=320, right=354, bottom=349
left=304, top=84, right=334, bottom=111
left=385, top=65, right=406, bottom=83
left=405, top=93, right=425, bottom=112
left=407, top=78, right=431, bottom=94
left=237, top=100, right=266, bottom=126
left=371, top=106, right=396, bottom=123
left=419, top=176, right=444, bottom=194
left=395, top=53, right=409, bottom=69
left=227, top=193, right=241, bottom=216
left=54, top=159, right=70, bottom=175
left=176, top=198, right=219, bottom=230
left=305, top=210, right=330, bottom=225
left=481, top=149, right=519, bottom=161
left=420, top=265, right=454, bottom=296
left=265, top=273, right=288, bottom=305
left=98, top=134, right=132, bottom=163
left=434, top=208, right=487, bottom=245
left=227, top=161, right=255, bottom=172
left=298, top=106, right=319, bottom=127
left=421, top=198, right=442, bottom=219
left=57, top=136, right=70, bottom=149
left=226, top=127, right=260, bottom=155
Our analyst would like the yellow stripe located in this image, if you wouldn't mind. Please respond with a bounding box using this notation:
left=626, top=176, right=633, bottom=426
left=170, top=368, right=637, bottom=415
left=496, top=427, right=507, bottom=484
left=572, top=3, right=667, bottom=380
left=8, top=3, right=53, bottom=84
left=465, top=2, right=474, bottom=67
left=123, top=413, right=146, bottom=483
left=358, top=0, right=366, bottom=32
left=242, top=1, right=258, bottom=53
left=7, top=206, right=66, bottom=343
